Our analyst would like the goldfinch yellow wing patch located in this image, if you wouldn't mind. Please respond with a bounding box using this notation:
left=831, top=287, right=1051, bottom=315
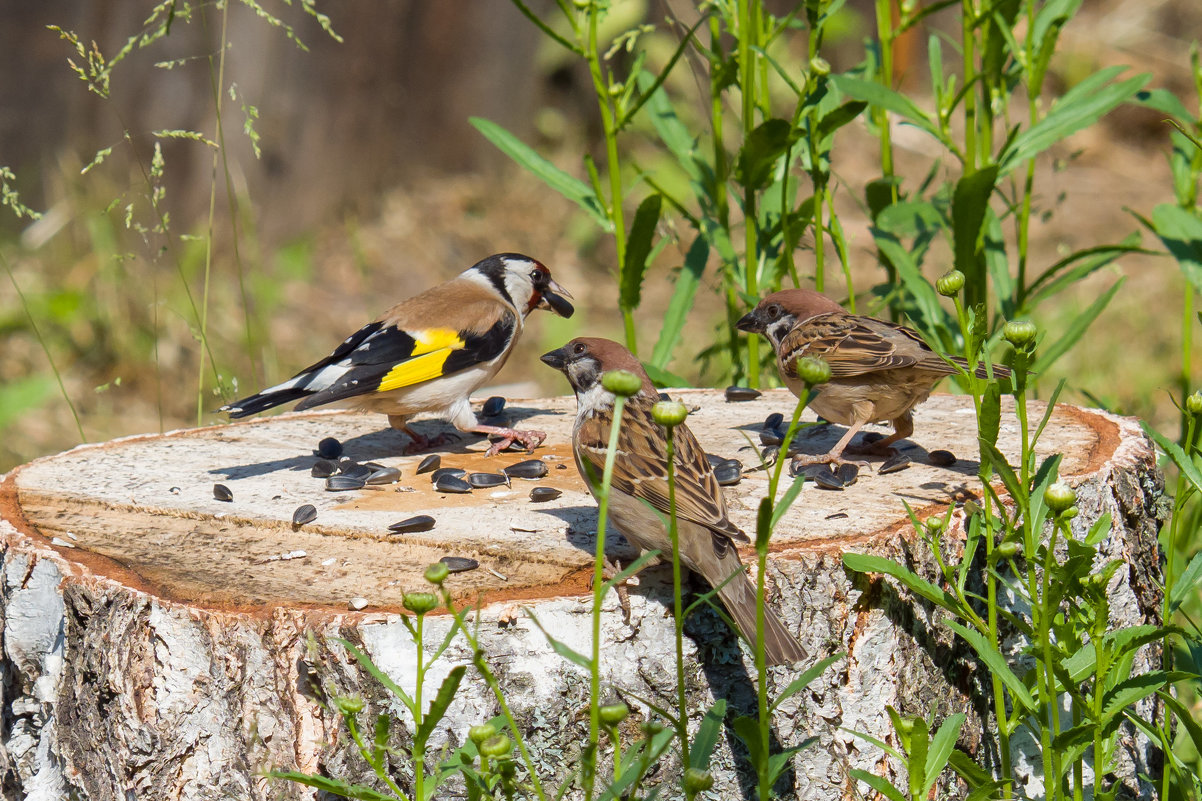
left=377, top=329, right=465, bottom=391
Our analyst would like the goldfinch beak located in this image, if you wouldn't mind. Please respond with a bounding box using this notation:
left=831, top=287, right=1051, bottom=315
left=540, top=279, right=575, bottom=318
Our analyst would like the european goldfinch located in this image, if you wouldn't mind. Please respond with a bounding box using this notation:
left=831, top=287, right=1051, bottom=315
left=541, top=337, right=807, bottom=666
left=221, top=253, right=574, bottom=455
left=736, top=289, right=1010, bottom=468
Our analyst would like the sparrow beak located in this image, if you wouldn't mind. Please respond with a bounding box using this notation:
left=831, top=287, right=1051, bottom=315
left=539, top=279, right=575, bottom=318
left=736, top=309, right=764, bottom=333
left=540, top=346, right=569, bottom=370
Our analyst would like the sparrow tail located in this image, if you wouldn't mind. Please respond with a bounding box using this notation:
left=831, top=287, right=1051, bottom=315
left=707, top=550, right=807, bottom=666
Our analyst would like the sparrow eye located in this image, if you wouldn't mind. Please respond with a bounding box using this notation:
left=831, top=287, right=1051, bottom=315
left=767, top=304, right=782, bottom=319
left=572, top=342, right=586, bottom=356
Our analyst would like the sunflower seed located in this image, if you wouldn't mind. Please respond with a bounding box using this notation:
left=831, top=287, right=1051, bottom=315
left=657, top=392, right=671, bottom=401
left=431, top=467, right=467, bottom=482
left=763, top=412, right=784, bottom=431
left=439, top=556, right=479, bottom=573
left=836, top=463, right=860, bottom=487
left=530, top=486, right=562, bottom=502
left=388, top=515, right=435, bottom=533
left=311, top=459, right=337, bottom=478
left=714, top=462, right=742, bottom=486
left=556, top=463, right=567, bottom=469
left=416, top=454, right=441, bottom=474
left=292, top=504, right=317, bottom=527
left=504, top=459, right=548, bottom=479
left=879, top=453, right=913, bottom=474
left=366, top=466, right=401, bottom=485
left=348, top=597, right=369, bottom=611
left=794, top=463, right=844, bottom=490
left=705, top=454, right=725, bottom=468
left=213, top=483, right=233, bottom=502
left=482, top=396, right=506, bottom=417
left=434, top=474, right=472, bottom=494
left=316, top=437, right=343, bottom=459
left=927, top=449, right=956, bottom=467
left=468, top=472, right=509, bottom=488
left=759, top=446, right=779, bottom=468
left=363, top=461, right=386, bottom=471
left=825, top=512, right=849, bottom=520
left=724, top=385, right=761, bottom=402
left=760, top=428, right=784, bottom=446
left=338, top=461, right=372, bottom=480
left=326, top=475, right=366, bottom=491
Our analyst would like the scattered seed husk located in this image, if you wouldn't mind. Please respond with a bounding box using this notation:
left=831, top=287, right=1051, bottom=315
left=763, top=412, right=784, bottom=431
left=530, top=486, right=562, bottom=502
left=482, top=396, right=506, bottom=417
left=292, top=504, right=317, bottom=527
left=337, top=461, right=372, bottom=480
left=348, top=597, right=369, bottom=611
left=504, top=459, right=548, bottom=479
left=388, top=515, right=436, bottom=533
left=836, top=463, right=860, bottom=487
left=169, top=486, right=181, bottom=495
left=760, top=446, right=779, bottom=468
left=363, top=461, right=386, bottom=471
left=724, top=385, right=761, bottom=402
left=326, top=475, right=366, bottom=491
left=434, top=474, right=472, bottom=494
left=439, top=556, right=479, bottom=574
left=556, top=463, right=567, bottom=469
left=311, top=459, right=337, bottom=478
left=317, top=437, right=343, bottom=459
left=714, top=462, right=742, bottom=486
left=760, top=428, right=784, bottom=446
left=366, top=466, right=401, bottom=485
left=705, top=453, right=725, bottom=468
left=416, top=454, right=441, bottom=474
left=795, top=463, right=844, bottom=490
left=825, top=512, right=849, bottom=520
left=879, top=453, right=913, bottom=474
left=468, top=472, right=509, bottom=488
left=213, top=483, right=233, bottom=502
left=431, top=467, right=467, bottom=482
left=927, top=449, right=956, bottom=467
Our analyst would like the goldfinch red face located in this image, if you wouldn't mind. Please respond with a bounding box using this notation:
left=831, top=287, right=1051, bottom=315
left=474, top=254, right=574, bottom=319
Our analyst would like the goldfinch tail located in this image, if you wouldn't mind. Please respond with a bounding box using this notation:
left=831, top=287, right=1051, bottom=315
left=219, top=381, right=315, bottom=418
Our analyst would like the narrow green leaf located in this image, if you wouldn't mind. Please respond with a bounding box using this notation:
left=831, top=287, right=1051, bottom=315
left=1132, top=87, right=1193, bottom=120
left=769, top=474, right=807, bottom=531
left=524, top=611, right=592, bottom=669
left=414, top=665, right=466, bottom=750
left=815, top=100, right=868, bottom=141
left=771, top=653, right=844, bottom=712
left=979, top=439, right=1024, bottom=505
left=947, top=749, right=993, bottom=788
left=849, top=769, right=908, bottom=801
left=1030, top=278, right=1124, bottom=375
left=830, top=74, right=941, bottom=141
left=842, top=552, right=959, bottom=612
left=767, top=743, right=813, bottom=785
left=1170, top=552, right=1202, bottom=613
left=755, top=497, right=772, bottom=552
left=649, top=235, right=707, bottom=369
left=923, top=713, right=966, bottom=796
left=1102, top=671, right=1195, bottom=724
left=1142, top=420, right=1202, bottom=495
left=978, top=381, right=1001, bottom=449
left=907, top=715, right=929, bottom=799
left=952, top=165, right=1000, bottom=311
left=620, top=194, right=662, bottom=311
left=1161, top=691, right=1202, bottom=763
left=266, top=771, right=398, bottom=801
left=731, top=715, right=766, bottom=768
left=1052, top=723, right=1095, bottom=773
left=602, top=550, right=661, bottom=592
left=1023, top=238, right=1145, bottom=310
left=689, top=699, right=727, bottom=769
left=1150, top=202, right=1202, bottom=294
left=469, top=117, right=610, bottom=230
left=639, top=73, right=701, bottom=183
left=641, top=362, right=690, bottom=388
left=337, top=638, right=415, bottom=709
left=945, top=619, right=1036, bottom=711
left=735, top=118, right=796, bottom=190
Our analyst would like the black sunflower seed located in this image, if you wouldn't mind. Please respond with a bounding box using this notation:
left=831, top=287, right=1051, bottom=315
left=504, top=459, right=548, bottom=479
left=760, top=446, right=779, bottom=467
left=431, top=467, right=467, bottom=483
left=363, top=461, right=386, bottom=471
left=338, top=460, right=372, bottom=480
left=316, top=437, right=343, bottom=459
left=725, top=385, right=761, bottom=402
left=714, top=462, right=742, bottom=486
left=705, top=454, right=725, bottom=468
left=530, top=486, right=562, bottom=502
left=434, top=474, right=472, bottom=494
left=879, top=453, right=912, bottom=474
left=836, top=463, right=860, bottom=487
left=794, top=463, right=844, bottom=490
left=213, top=483, right=233, bottom=502
left=388, top=515, right=435, bottom=533
left=416, top=454, right=441, bottom=474
left=927, top=449, right=956, bottom=467
left=468, top=472, right=509, bottom=488
left=292, top=504, right=317, bottom=527
left=439, top=556, right=479, bottom=573
left=311, top=459, right=337, bottom=478
left=366, top=466, right=401, bottom=485
left=326, top=475, right=365, bottom=491
left=760, top=429, right=784, bottom=446
left=763, top=412, right=784, bottom=431
left=482, top=396, right=506, bottom=417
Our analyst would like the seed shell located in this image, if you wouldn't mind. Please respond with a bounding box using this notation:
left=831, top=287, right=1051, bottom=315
left=794, top=463, right=844, bottom=490
left=504, top=459, right=548, bottom=479
left=366, top=466, right=401, bottom=485
left=439, top=556, right=480, bottom=574
left=434, top=474, right=472, bottom=494
left=760, top=428, right=784, bottom=446
left=713, top=462, right=742, bottom=486
left=836, top=463, right=860, bottom=487
left=430, top=467, right=467, bottom=482
left=213, top=483, right=233, bottom=502
left=292, top=504, right=317, bottom=527
left=316, top=437, right=343, bottom=459
left=482, top=396, right=506, bottom=417
left=416, top=454, right=441, bottom=474
left=388, top=515, right=436, bottom=533
left=724, top=385, right=762, bottom=402
left=468, top=472, right=510, bottom=488
left=529, top=486, right=562, bottom=502
left=311, top=459, right=337, bottom=478
left=927, top=449, right=956, bottom=467
left=763, top=412, right=784, bottom=431
left=326, top=475, right=366, bottom=491
left=879, top=453, right=913, bottom=474
left=338, top=461, right=372, bottom=480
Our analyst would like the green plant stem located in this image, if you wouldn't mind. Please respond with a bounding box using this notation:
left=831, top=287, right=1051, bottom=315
left=1040, top=518, right=1064, bottom=799
left=753, top=534, right=771, bottom=801
left=874, top=0, right=897, bottom=204
left=414, top=613, right=426, bottom=800
left=961, top=0, right=978, bottom=174
left=664, top=427, right=691, bottom=775
left=738, top=0, right=761, bottom=387
left=346, top=711, right=409, bottom=800
left=1183, top=289, right=1195, bottom=440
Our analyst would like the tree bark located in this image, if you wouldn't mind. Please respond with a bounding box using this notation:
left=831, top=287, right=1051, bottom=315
left=0, top=390, right=1163, bottom=800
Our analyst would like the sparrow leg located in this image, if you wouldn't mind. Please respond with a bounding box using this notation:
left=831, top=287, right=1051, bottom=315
left=846, top=411, right=913, bottom=456
left=789, top=406, right=872, bottom=469
left=469, top=424, right=547, bottom=456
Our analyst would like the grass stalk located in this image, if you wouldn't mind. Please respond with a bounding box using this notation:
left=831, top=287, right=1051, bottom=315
left=738, top=0, right=761, bottom=387
left=662, top=425, right=692, bottom=773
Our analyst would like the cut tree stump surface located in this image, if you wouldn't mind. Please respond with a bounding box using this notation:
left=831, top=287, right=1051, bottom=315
left=5, top=390, right=1113, bottom=613
left=0, top=389, right=1162, bottom=801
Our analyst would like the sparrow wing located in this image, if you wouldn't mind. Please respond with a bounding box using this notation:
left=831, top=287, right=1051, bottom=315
left=576, top=399, right=748, bottom=544
left=780, top=312, right=954, bottom=378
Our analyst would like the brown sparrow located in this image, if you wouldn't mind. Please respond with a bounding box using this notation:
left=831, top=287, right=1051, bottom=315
left=737, top=289, right=1010, bottom=468
left=221, top=253, right=574, bottom=455
left=541, top=337, right=807, bottom=666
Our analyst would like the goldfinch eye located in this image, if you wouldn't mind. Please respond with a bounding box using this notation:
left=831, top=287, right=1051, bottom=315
left=529, top=268, right=542, bottom=283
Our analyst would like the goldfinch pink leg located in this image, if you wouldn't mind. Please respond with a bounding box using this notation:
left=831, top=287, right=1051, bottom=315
left=390, top=415, right=458, bottom=455
left=470, top=424, right=547, bottom=456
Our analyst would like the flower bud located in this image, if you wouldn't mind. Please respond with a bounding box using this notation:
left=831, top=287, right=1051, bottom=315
left=602, top=369, right=642, bottom=397
left=796, top=356, right=831, bottom=386
left=402, top=592, right=439, bottom=616
left=995, top=541, right=1021, bottom=559
left=469, top=723, right=498, bottom=745
left=1043, top=482, right=1076, bottom=514
left=481, top=733, right=513, bottom=758
left=683, top=767, right=715, bottom=793
left=1003, top=320, right=1038, bottom=349
left=640, top=720, right=665, bottom=736
left=1187, top=391, right=1202, bottom=416
left=809, top=56, right=831, bottom=76
left=424, top=562, right=450, bottom=586
left=599, top=702, right=630, bottom=726
left=652, top=400, right=689, bottom=428
left=335, top=695, right=365, bottom=715
left=936, top=269, right=965, bottom=297
left=924, top=517, right=945, bottom=534
left=1061, top=505, right=1079, bottom=521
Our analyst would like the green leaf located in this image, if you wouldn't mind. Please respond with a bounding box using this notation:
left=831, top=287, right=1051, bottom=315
left=597, top=726, right=675, bottom=801
left=999, top=68, right=1151, bottom=173
left=649, top=235, right=707, bottom=370
left=1170, top=552, right=1202, bottom=614
left=266, top=771, right=398, bottom=801
left=815, top=100, right=868, bottom=141
left=978, top=381, right=1001, bottom=449
left=923, top=713, right=966, bottom=796
left=849, top=769, right=908, bottom=801
left=841, top=553, right=959, bottom=613
left=1101, top=671, right=1195, bottom=725
left=469, top=117, right=610, bottom=230
left=1141, top=420, right=1202, bottom=496
left=830, top=74, right=941, bottom=141
left=1161, top=691, right=1202, bottom=763
left=771, top=652, right=844, bottom=712
left=947, top=749, right=993, bottom=788
left=414, top=665, right=466, bottom=750
left=641, top=362, right=690, bottom=388
left=770, top=474, right=807, bottom=530
left=524, top=611, right=592, bottom=669
left=1023, top=238, right=1146, bottom=310
left=978, top=439, right=1024, bottom=505
left=731, top=715, right=766, bottom=769
left=1052, top=723, right=1096, bottom=772
left=952, top=166, right=1000, bottom=311
left=1149, top=203, right=1202, bottom=294
left=1030, top=278, right=1124, bottom=375
left=602, top=550, right=661, bottom=592
left=689, top=699, right=727, bottom=769
left=1131, top=87, right=1193, bottom=121
left=755, top=497, right=772, bottom=552
left=767, top=742, right=814, bottom=785
left=945, top=619, right=1036, bottom=711
left=620, top=193, right=662, bottom=312
left=907, top=715, right=929, bottom=798
left=735, top=118, right=796, bottom=190
left=337, top=638, right=415, bottom=709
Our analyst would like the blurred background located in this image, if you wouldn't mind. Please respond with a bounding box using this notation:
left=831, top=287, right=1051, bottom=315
left=1, top=0, right=1200, bottom=472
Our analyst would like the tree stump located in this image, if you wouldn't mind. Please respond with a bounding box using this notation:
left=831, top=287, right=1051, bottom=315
left=0, top=390, right=1163, bottom=800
